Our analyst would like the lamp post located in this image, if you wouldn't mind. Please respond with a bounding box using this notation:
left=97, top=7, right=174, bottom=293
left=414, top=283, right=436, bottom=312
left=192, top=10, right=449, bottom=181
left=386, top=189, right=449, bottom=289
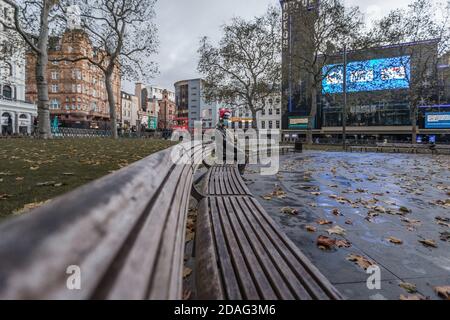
left=342, top=44, right=348, bottom=151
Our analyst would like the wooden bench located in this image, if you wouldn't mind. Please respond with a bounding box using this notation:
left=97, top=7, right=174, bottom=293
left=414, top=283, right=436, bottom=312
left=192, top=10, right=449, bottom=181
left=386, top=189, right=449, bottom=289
left=195, top=164, right=343, bottom=300
left=0, top=141, right=211, bottom=299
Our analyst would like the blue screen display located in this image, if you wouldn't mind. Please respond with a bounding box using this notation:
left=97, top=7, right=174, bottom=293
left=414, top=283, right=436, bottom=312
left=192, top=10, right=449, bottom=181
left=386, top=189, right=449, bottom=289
left=322, top=56, right=411, bottom=94
left=425, top=112, right=450, bottom=129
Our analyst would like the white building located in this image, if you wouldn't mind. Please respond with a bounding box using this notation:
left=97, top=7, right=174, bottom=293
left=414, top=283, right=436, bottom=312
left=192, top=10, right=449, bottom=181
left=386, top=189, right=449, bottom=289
left=139, top=84, right=175, bottom=102
left=230, top=94, right=282, bottom=130
left=120, top=91, right=139, bottom=130
left=0, top=1, right=37, bottom=135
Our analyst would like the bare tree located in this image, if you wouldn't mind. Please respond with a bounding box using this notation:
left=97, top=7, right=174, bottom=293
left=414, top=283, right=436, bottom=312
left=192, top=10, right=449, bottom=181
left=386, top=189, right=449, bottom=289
left=0, top=1, right=23, bottom=84
left=1, top=0, right=65, bottom=139
left=289, top=0, right=364, bottom=144
left=198, top=6, right=281, bottom=128
left=70, top=0, right=158, bottom=139
left=370, top=0, right=450, bottom=142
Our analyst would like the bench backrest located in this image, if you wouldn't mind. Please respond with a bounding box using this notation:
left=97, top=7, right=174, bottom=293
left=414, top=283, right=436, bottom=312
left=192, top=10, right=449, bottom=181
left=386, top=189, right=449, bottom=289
left=0, top=141, right=207, bottom=299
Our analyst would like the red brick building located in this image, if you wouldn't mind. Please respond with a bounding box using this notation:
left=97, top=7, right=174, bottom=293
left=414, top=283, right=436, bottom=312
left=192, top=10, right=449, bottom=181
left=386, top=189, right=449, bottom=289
left=25, top=29, right=121, bottom=129
left=158, top=89, right=176, bottom=129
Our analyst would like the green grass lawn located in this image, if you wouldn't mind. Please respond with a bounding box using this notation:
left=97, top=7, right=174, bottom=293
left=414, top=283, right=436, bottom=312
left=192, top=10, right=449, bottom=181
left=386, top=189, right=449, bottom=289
left=0, top=138, right=175, bottom=219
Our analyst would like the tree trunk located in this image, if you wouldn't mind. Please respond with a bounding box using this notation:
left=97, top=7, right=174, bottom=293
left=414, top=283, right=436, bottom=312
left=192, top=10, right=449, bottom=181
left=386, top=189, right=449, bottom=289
left=411, top=101, right=418, bottom=144
left=307, top=85, right=317, bottom=145
left=35, top=2, right=52, bottom=139
left=105, top=72, right=118, bottom=139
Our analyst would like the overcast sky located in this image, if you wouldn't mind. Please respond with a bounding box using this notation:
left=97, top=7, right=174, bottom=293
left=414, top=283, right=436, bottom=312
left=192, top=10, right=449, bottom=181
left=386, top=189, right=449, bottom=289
left=125, top=0, right=412, bottom=92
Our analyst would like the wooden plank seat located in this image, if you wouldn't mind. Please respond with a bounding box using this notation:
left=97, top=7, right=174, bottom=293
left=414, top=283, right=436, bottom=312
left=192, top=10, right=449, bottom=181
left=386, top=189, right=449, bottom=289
left=195, top=165, right=343, bottom=300
left=203, top=165, right=252, bottom=196
left=0, top=141, right=210, bottom=299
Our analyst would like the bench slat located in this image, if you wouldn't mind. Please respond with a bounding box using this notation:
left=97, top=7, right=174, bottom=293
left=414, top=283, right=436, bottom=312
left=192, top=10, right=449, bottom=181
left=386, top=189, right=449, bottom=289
left=208, top=197, right=244, bottom=299
left=243, top=197, right=342, bottom=300
left=228, top=197, right=309, bottom=299
left=196, top=164, right=343, bottom=300
left=0, top=142, right=203, bottom=300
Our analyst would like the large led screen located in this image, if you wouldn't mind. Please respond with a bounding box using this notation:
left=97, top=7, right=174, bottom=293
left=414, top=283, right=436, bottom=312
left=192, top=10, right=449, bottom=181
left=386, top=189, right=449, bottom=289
left=322, top=56, right=411, bottom=94
left=425, top=112, right=450, bottom=129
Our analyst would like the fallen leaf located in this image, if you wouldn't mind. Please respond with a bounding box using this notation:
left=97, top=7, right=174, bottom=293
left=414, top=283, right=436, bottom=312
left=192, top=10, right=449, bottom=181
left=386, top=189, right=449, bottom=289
left=439, top=231, right=450, bottom=242
left=399, top=206, right=411, bottom=214
left=185, top=230, right=195, bottom=242
left=326, top=225, right=346, bottom=236
left=183, top=289, right=192, bottom=300
left=336, top=239, right=352, bottom=248
left=387, top=237, right=403, bottom=245
left=434, top=286, right=450, bottom=300
left=305, top=225, right=317, bottom=232
left=36, top=181, right=56, bottom=187
left=332, top=208, right=341, bottom=216
left=436, top=216, right=450, bottom=223
left=419, top=239, right=438, bottom=248
left=346, top=254, right=375, bottom=270
left=345, top=219, right=353, bottom=225
left=12, top=200, right=51, bottom=215
left=311, top=192, right=321, bottom=196
left=262, top=195, right=272, bottom=201
left=399, top=282, right=417, bottom=293
left=400, top=294, right=427, bottom=300
left=317, top=219, right=333, bottom=225
left=280, top=207, right=299, bottom=215
left=0, top=194, right=11, bottom=200
left=317, top=235, right=336, bottom=250
left=29, top=166, right=40, bottom=171
left=183, top=267, right=192, bottom=279
left=15, top=177, right=24, bottom=181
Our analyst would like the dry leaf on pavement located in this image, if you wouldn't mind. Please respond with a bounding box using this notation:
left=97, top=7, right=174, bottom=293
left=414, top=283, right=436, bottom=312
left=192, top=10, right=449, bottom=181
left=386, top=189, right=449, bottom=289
left=305, top=225, right=317, bottom=232
left=419, top=239, right=438, bottom=248
left=399, top=282, right=417, bottom=293
left=317, top=235, right=336, bottom=250
left=317, top=219, right=333, bottom=225
left=434, top=286, right=450, bottom=300
left=332, top=208, right=341, bottom=216
left=387, top=237, right=403, bottom=245
left=399, top=294, right=427, bottom=300
left=346, top=254, right=375, bottom=270
left=335, top=239, right=352, bottom=248
left=280, top=207, right=299, bottom=215
left=326, top=225, right=346, bottom=236
left=183, top=267, right=192, bottom=279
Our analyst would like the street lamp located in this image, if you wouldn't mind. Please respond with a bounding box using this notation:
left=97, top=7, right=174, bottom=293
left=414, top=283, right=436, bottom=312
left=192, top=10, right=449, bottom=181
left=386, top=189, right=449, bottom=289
left=342, top=44, right=348, bottom=151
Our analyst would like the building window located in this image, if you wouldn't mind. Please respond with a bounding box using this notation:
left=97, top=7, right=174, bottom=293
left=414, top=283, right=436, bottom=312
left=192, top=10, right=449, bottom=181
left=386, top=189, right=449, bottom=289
left=72, top=69, right=81, bottom=80
left=276, top=120, right=280, bottom=129
left=51, top=71, right=59, bottom=80
left=261, top=121, right=266, bottom=129
left=2, top=85, right=12, bottom=99
left=52, top=61, right=59, bottom=65
left=276, top=108, right=280, bottom=115
left=262, top=109, right=266, bottom=115
left=269, top=109, right=273, bottom=115
left=51, top=85, right=59, bottom=93
left=0, top=62, right=12, bottom=76
left=50, top=99, right=60, bottom=109
left=268, top=121, right=273, bottom=129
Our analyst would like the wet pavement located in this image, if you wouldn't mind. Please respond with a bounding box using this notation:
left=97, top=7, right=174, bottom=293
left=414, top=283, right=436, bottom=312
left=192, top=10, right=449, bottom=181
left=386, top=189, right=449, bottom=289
left=243, top=151, right=450, bottom=300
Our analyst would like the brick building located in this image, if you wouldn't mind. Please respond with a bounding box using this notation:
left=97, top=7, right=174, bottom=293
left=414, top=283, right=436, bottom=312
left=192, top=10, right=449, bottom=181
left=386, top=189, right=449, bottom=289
left=158, top=89, right=176, bottom=130
left=25, top=28, right=121, bottom=129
